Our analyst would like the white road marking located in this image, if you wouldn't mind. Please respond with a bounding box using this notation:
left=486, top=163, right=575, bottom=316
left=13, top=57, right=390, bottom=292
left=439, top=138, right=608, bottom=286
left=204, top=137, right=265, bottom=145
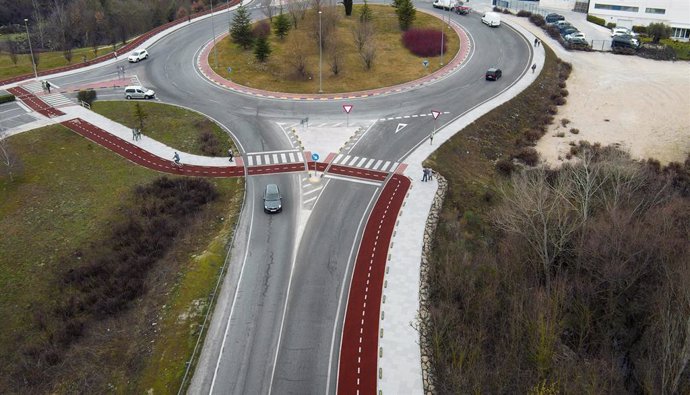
left=323, top=174, right=382, bottom=186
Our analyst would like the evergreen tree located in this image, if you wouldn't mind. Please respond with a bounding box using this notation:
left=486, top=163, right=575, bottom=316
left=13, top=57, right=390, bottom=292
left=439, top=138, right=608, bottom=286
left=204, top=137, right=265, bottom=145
left=230, top=5, right=254, bottom=49
left=273, top=12, right=291, bottom=39
left=396, top=0, right=416, bottom=31
left=359, top=0, right=373, bottom=23
left=254, top=36, right=272, bottom=62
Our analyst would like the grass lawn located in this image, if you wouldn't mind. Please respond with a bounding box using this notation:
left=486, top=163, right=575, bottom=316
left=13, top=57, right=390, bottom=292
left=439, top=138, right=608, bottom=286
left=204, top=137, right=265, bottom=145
left=0, top=116, right=243, bottom=392
left=0, top=42, right=126, bottom=81
left=211, top=5, right=460, bottom=93
left=92, top=101, right=237, bottom=156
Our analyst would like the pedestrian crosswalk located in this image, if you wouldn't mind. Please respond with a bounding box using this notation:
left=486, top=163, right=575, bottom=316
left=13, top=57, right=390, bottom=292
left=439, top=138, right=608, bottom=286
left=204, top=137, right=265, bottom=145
left=245, top=149, right=304, bottom=167
left=20, top=81, right=74, bottom=107
left=330, top=154, right=399, bottom=173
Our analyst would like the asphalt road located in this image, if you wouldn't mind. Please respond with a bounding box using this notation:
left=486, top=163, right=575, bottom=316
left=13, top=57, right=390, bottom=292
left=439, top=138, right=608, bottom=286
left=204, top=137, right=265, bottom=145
left=40, top=3, right=532, bottom=394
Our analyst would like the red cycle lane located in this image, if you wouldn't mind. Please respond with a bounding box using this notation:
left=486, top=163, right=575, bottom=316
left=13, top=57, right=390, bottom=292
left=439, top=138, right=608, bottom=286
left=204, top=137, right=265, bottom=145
left=337, top=173, right=411, bottom=395
left=7, top=86, right=65, bottom=118
left=60, top=118, right=243, bottom=178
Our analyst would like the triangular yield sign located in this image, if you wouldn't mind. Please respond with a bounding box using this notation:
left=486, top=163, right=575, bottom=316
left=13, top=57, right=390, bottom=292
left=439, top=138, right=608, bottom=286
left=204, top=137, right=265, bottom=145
left=395, top=123, right=408, bottom=134
left=431, top=110, right=441, bottom=119
left=343, top=104, right=353, bottom=114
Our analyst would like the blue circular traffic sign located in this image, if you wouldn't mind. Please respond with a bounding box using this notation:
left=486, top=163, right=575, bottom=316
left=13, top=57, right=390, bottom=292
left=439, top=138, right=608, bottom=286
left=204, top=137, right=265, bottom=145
left=311, top=153, right=320, bottom=161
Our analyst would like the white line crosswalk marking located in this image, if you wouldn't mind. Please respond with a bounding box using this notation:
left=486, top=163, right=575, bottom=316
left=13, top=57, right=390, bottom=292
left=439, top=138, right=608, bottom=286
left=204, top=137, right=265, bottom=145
left=373, top=160, right=383, bottom=170
left=348, top=156, right=360, bottom=166
left=381, top=161, right=391, bottom=171
left=365, top=158, right=375, bottom=168
left=357, top=157, right=367, bottom=167
left=280, top=153, right=287, bottom=162
left=248, top=156, right=254, bottom=166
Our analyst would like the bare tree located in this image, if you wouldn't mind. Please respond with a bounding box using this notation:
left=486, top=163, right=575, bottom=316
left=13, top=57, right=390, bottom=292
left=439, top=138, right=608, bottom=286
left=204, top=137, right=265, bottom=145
left=351, top=20, right=373, bottom=53
left=0, top=129, right=23, bottom=182
left=261, top=0, right=276, bottom=21
left=285, top=31, right=310, bottom=79
left=327, top=35, right=343, bottom=75
left=286, top=0, right=308, bottom=28
left=494, top=168, right=579, bottom=290
left=8, top=40, right=19, bottom=66
left=360, top=41, right=376, bottom=70
left=312, top=6, right=339, bottom=51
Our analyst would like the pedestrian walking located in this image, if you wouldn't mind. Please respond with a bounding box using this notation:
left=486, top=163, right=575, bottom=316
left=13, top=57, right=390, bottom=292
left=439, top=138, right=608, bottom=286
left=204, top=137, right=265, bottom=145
left=422, top=168, right=428, bottom=182
left=532, top=63, right=537, bottom=73
left=428, top=169, right=433, bottom=181
left=228, top=148, right=234, bottom=162
left=534, top=38, right=538, bottom=47
left=135, top=129, right=142, bottom=141
left=132, top=128, right=137, bottom=140
left=537, top=39, right=541, bottom=47
left=45, top=81, right=51, bottom=93
left=114, top=51, right=118, bottom=59
left=41, top=80, right=47, bottom=93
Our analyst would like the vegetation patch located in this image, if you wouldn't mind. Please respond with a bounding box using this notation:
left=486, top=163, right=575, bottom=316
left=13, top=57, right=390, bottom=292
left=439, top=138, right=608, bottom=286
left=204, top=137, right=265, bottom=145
left=402, top=28, right=447, bottom=57
left=211, top=4, right=459, bottom=93
left=425, top=42, right=690, bottom=394
left=0, top=122, right=243, bottom=392
left=92, top=101, right=235, bottom=156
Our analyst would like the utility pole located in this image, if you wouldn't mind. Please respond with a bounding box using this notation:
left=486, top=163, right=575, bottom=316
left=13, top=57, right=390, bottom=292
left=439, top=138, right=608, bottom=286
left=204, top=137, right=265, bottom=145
left=24, top=19, right=38, bottom=79
left=318, top=10, right=323, bottom=93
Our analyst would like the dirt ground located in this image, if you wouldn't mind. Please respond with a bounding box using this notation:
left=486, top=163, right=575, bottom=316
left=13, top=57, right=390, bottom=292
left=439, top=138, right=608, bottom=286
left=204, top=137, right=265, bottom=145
left=509, top=16, right=690, bottom=166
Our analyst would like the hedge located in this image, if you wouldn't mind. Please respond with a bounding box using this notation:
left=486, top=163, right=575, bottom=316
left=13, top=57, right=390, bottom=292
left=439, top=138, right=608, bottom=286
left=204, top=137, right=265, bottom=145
left=587, top=14, right=606, bottom=27
left=0, top=94, right=16, bottom=104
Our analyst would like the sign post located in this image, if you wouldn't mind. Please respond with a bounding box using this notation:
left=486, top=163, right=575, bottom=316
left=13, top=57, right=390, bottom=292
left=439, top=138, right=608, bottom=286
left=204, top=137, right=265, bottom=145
left=343, top=104, right=353, bottom=127
left=431, top=110, right=441, bottom=145
left=311, top=152, right=320, bottom=177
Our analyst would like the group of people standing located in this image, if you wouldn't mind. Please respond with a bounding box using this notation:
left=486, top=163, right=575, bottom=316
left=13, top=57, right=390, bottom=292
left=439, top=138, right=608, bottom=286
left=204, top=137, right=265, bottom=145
left=422, top=167, right=433, bottom=182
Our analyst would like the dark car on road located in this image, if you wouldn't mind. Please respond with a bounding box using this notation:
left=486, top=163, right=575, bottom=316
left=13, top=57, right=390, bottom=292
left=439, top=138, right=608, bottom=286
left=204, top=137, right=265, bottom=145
left=263, top=184, right=283, bottom=213
left=485, top=68, right=502, bottom=81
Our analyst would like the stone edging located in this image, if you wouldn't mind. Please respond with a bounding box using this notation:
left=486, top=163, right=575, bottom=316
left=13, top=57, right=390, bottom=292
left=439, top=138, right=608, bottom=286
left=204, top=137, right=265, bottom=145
left=418, top=170, right=447, bottom=395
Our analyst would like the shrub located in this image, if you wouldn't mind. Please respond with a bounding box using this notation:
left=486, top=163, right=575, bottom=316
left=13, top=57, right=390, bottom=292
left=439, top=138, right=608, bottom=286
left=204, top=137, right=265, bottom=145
left=514, top=147, right=540, bottom=166
left=524, top=129, right=543, bottom=143
left=396, top=0, right=416, bottom=31
left=517, top=10, right=532, bottom=17
left=253, top=20, right=271, bottom=38
left=606, top=22, right=616, bottom=29
left=77, top=90, right=97, bottom=106
left=555, top=132, right=565, bottom=137
left=402, top=28, right=446, bottom=57
left=560, top=118, right=570, bottom=127
left=558, top=81, right=566, bottom=89
left=632, top=25, right=647, bottom=34
left=495, top=158, right=516, bottom=176
left=570, top=128, right=579, bottom=134
left=554, top=96, right=567, bottom=105
left=0, top=93, right=15, bottom=104
left=560, top=89, right=569, bottom=97
left=546, top=25, right=561, bottom=39
left=547, top=105, right=558, bottom=115
left=647, top=22, right=672, bottom=43
left=529, top=14, right=545, bottom=27
left=586, top=14, right=606, bottom=27
left=273, top=12, right=291, bottom=39
left=501, top=8, right=512, bottom=14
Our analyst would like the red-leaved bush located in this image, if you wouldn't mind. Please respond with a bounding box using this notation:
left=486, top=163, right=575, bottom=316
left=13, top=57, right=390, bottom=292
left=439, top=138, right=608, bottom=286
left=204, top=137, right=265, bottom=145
left=402, top=28, right=446, bottom=57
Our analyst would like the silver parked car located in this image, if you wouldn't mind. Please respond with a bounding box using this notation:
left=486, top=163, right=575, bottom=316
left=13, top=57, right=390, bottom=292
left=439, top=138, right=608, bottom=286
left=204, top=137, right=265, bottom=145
left=124, top=85, right=155, bottom=100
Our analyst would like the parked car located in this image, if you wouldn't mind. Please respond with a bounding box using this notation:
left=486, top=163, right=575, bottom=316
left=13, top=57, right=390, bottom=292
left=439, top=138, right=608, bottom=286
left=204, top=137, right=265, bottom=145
left=263, top=184, right=283, bottom=213
left=124, top=85, right=155, bottom=100
left=611, top=27, right=637, bottom=38
left=612, top=35, right=640, bottom=49
left=481, top=12, right=501, bottom=27
left=432, top=0, right=457, bottom=10
left=560, top=27, right=579, bottom=37
left=545, top=13, right=565, bottom=24
left=485, top=67, right=502, bottom=81
left=128, top=49, right=149, bottom=63
left=554, top=20, right=571, bottom=28
left=452, top=2, right=471, bottom=14
left=565, top=32, right=586, bottom=41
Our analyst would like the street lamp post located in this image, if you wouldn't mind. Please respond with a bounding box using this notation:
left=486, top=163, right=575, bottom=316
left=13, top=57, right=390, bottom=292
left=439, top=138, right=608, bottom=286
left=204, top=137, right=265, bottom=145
left=318, top=10, right=323, bottom=93
left=210, top=0, right=218, bottom=68
left=24, top=19, right=38, bottom=79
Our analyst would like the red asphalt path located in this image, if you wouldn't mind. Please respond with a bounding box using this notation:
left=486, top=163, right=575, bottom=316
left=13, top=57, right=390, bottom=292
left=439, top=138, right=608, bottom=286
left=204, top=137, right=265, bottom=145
left=337, top=174, right=411, bottom=395
left=7, top=86, right=65, bottom=117
left=60, top=118, right=244, bottom=177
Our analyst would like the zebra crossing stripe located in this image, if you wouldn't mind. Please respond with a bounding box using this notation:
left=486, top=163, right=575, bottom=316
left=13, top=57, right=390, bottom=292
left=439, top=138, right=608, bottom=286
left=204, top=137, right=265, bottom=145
left=264, top=154, right=270, bottom=164
left=335, top=154, right=344, bottom=164
left=248, top=156, right=254, bottom=166
left=280, top=153, right=287, bottom=162
left=392, top=162, right=399, bottom=171
left=289, top=152, right=296, bottom=162
left=272, top=154, right=279, bottom=163
left=382, top=161, right=391, bottom=171
left=342, top=155, right=351, bottom=165
left=365, top=158, right=375, bottom=168
left=357, top=157, right=367, bottom=167
left=348, top=156, right=360, bottom=166
left=256, top=155, right=262, bottom=165
left=373, top=160, right=383, bottom=170
left=297, top=152, right=304, bottom=162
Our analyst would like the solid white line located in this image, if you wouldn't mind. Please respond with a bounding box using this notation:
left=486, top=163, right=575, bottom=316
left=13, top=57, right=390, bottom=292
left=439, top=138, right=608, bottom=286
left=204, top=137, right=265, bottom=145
left=245, top=148, right=301, bottom=155
left=364, top=158, right=375, bottom=169
left=209, top=187, right=256, bottom=394
left=326, top=191, right=379, bottom=394
left=303, top=195, right=318, bottom=204
left=303, top=186, right=323, bottom=196
left=323, top=174, right=382, bottom=187
left=348, top=120, right=377, bottom=152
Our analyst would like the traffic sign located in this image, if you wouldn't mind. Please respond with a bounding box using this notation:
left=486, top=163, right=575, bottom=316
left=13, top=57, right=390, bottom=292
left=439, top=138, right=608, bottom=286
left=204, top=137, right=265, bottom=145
left=422, top=59, right=429, bottom=68
left=343, top=104, right=353, bottom=114
left=311, top=153, right=320, bottom=161
left=431, top=110, right=441, bottom=119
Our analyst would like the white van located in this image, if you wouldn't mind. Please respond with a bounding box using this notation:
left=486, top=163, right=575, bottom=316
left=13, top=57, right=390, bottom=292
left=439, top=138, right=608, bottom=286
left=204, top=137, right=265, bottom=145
left=432, top=0, right=457, bottom=10
left=481, top=12, right=501, bottom=27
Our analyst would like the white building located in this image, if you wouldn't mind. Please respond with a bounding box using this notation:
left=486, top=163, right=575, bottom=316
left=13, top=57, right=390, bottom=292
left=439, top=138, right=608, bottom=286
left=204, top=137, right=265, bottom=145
left=587, top=0, right=690, bottom=40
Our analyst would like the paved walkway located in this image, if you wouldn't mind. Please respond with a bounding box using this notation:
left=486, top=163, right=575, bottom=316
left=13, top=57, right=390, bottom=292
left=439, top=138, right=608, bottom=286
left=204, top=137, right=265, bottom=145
left=1, top=7, right=547, bottom=395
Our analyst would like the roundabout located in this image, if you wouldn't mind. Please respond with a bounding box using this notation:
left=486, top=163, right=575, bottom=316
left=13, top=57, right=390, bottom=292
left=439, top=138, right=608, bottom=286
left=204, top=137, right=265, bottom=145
left=0, top=1, right=538, bottom=393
